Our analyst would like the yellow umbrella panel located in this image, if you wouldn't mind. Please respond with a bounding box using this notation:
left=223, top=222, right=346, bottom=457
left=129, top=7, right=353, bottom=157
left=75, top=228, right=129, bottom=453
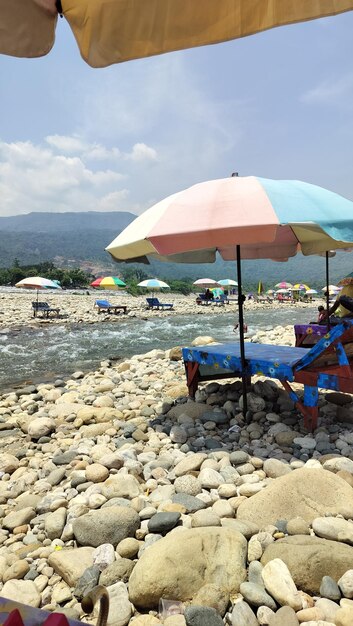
left=1, top=0, right=353, bottom=67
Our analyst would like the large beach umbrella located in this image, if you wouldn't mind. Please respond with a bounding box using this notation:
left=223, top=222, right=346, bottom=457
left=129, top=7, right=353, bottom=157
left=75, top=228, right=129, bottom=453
left=106, top=175, right=353, bottom=415
left=15, top=276, right=62, bottom=305
left=91, top=276, right=126, bottom=290
left=1, top=1, right=353, bottom=68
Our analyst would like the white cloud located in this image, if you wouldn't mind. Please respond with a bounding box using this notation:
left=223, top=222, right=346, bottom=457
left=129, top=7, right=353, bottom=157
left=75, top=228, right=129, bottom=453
left=96, top=190, right=130, bottom=212
left=0, top=139, right=129, bottom=216
left=46, top=134, right=88, bottom=153
left=125, top=143, right=158, bottom=162
left=300, top=73, right=353, bottom=106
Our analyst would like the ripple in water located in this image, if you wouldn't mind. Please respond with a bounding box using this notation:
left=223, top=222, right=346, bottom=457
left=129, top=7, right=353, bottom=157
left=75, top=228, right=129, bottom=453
left=0, top=306, right=315, bottom=391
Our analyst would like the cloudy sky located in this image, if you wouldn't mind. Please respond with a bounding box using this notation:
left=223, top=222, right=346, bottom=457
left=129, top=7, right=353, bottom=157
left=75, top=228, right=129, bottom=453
left=0, top=11, right=353, bottom=217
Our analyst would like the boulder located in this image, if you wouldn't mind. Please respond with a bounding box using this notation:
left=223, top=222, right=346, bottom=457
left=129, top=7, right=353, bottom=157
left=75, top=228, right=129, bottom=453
left=261, top=535, right=353, bottom=593
left=129, top=528, right=247, bottom=609
left=237, top=468, right=353, bottom=525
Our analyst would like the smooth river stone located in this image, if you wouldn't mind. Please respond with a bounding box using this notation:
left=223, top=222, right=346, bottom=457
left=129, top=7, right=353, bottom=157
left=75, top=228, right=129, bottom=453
left=239, top=582, right=276, bottom=610
left=312, top=517, right=353, bottom=545
left=174, top=453, right=207, bottom=477
left=261, top=558, right=302, bottom=611
left=231, top=600, right=258, bottom=626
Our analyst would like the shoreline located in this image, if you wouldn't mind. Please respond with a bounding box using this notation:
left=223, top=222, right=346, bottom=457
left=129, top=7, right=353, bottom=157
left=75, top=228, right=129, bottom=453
left=0, top=289, right=318, bottom=331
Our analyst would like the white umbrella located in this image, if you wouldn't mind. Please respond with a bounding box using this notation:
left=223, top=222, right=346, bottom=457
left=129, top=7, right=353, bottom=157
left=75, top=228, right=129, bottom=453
left=321, top=285, right=340, bottom=292
left=138, top=278, right=170, bottom=296
left=16, top=276, right=61, bottom=300
left=193, top=278, right=220, bottom=287
left=306, top=289, right=318, bottom=295
left=15, top=276, right=62, bottom=313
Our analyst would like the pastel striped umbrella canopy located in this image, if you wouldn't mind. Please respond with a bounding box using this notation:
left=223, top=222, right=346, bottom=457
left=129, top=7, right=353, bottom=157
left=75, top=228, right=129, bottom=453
left=91, top=276, right=126, bottom=289
left=106, top=177, right=353, bottom=264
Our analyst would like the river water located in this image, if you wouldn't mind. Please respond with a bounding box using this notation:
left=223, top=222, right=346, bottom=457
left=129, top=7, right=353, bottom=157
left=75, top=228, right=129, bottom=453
left=0, top=305, right=316, bottom=391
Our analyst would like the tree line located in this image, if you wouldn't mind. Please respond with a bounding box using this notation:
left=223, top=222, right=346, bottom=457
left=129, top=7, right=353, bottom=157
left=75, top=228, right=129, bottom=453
left=0, top=261, right=195, bottom=294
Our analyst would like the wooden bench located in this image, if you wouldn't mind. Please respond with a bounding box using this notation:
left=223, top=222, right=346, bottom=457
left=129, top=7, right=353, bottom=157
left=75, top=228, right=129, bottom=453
left=95, top=299, right=127, bottom=314
left=146, top=297, right=174, bottom=310
left=32, top=301, right=60, bottom=318
left=183, top=320, right=353, bottom=431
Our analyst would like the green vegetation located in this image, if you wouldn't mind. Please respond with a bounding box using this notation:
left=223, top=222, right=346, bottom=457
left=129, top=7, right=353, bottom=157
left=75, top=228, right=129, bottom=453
left=0, top=261, right=93, bottom=288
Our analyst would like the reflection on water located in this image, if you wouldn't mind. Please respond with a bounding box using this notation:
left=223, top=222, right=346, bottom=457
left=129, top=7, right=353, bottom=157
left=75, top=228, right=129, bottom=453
left=0, top=306, right=316, bottom=391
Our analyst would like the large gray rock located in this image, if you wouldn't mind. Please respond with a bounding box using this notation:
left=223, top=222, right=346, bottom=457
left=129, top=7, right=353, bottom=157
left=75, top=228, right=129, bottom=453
left=73, top=506, right=140, bottom=547
left=237, top=468, right=353, bottom=526
left=129, top=528, right=247, bottom=609
left=261, top=535, right=353, bottom=594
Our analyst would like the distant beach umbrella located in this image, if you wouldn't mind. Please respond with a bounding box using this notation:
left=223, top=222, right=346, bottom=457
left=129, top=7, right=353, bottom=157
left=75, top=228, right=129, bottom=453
left=321, top=285, right=340, bottom=292
left=293, top=283, right=310, bottom=291
left=275, top=281, right=293, bottom=289
left=275, top=288, right=291, bottom=293
left=218, top=279, right=238, bottom=287
left=306, top=289, right=318, bottom=294
left=91, top=276, right=126, bottom=289
left=193, top=278, right=220, bottom=287
left=137, top=279, right=170, bottom=289
left=15, top=276, right=62, bottom=305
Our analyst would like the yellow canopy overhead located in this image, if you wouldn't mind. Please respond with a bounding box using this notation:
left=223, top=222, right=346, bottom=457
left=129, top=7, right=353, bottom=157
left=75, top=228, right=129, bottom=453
left=1, top=0, right=353, bottom=67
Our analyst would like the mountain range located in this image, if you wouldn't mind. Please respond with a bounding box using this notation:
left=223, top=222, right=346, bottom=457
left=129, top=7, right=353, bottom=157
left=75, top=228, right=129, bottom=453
left=0, top=211, right=352, bottom=288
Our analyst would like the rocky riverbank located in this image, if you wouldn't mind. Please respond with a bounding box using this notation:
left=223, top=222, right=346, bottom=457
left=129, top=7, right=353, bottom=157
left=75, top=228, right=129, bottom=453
left=0, top=290, right=314, bottom=330
left=0, top=335, right=353, bottom=626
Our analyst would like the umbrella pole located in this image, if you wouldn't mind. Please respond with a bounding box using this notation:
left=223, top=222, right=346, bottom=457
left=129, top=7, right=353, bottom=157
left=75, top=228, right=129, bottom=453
left=236, top=245, right=248, bottom=417
left=325, top=251, right=330, bottom=333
